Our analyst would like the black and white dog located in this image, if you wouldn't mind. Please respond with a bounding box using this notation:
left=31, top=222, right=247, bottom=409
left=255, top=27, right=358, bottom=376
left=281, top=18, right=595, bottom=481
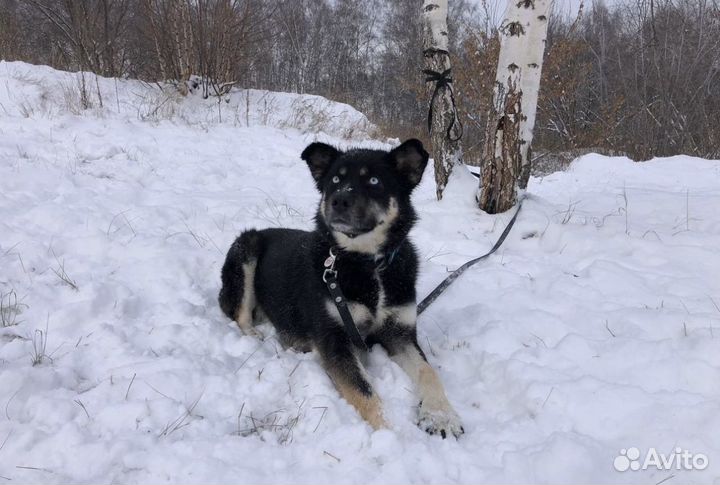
left=219, top=139, right=463, bottom=438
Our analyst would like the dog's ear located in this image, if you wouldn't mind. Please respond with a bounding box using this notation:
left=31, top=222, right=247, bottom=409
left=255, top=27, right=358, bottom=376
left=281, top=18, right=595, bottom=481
left=301, top=142, right=341, bottom=188
left=390, top=139, right=429, bottom=188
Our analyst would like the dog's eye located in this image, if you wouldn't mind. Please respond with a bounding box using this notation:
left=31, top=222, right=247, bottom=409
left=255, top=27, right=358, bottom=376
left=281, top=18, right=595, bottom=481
left=369, top=177, right=379, bottom=185
left=332, top=175, right=340, bottom=184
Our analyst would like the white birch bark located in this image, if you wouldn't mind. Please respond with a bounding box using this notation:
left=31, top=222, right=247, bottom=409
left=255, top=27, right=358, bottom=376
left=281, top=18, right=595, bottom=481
left=423, top=0, right=449, bottom=52
left=479, top=0, right=551, bottom=213
left=422, top=0, right=463, bottom=200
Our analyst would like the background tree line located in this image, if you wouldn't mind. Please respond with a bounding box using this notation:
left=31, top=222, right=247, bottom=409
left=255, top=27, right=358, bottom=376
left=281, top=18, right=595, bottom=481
left=1, top=0, right=718, bottom=162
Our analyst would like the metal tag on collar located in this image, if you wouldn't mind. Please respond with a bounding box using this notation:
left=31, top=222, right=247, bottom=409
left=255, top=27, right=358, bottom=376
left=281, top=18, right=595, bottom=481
left=324, top=247, right=337, bottom=269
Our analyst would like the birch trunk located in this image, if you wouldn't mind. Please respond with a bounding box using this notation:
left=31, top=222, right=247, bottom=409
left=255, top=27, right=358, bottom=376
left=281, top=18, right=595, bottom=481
left=422, top=0, right=463, bottom=200
left=478, top=0, right=551, bottom=213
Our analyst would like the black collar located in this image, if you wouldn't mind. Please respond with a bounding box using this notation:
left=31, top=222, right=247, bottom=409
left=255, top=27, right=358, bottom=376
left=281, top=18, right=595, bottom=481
left=374, top=245, right=399, bottom=270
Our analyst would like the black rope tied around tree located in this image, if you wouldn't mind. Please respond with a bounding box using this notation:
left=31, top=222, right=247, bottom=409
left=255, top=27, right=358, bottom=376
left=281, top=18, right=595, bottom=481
left=423, top=47, right=450, bottom=56
left=423, top=67, right=463, bottom=142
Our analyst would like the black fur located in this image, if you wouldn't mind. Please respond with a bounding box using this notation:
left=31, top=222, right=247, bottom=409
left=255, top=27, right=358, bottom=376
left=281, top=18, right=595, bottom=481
left=219, top=139, right=462, bottom=437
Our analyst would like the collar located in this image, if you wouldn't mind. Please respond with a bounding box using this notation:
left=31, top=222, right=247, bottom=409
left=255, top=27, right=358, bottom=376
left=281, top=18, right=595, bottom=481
left=374, top=245, right=399, bottom=270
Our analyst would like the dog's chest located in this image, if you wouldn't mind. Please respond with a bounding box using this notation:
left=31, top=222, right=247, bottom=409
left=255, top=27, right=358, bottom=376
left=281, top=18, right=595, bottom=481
left=342, top=268, right=383, bottom=311
left=327, top=267, right=387, bottom=331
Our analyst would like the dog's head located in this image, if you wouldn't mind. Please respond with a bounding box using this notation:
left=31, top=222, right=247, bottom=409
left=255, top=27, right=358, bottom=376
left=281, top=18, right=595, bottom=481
left=301, top=139, right=429, bottom=255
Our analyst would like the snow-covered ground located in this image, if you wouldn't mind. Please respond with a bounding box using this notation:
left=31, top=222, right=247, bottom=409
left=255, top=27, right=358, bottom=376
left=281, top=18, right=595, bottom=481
left=1, top=62, right=719, bottom=484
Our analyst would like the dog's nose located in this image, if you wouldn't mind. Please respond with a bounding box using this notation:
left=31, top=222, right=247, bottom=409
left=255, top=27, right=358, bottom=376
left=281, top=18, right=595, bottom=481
left=331, top=192, right=352, bottom=213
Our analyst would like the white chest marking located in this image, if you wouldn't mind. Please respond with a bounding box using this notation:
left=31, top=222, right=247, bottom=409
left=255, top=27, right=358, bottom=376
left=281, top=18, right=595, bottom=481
left=324, top=264, right=417, bottom=333
left=325, top=299, right=374, bottom=328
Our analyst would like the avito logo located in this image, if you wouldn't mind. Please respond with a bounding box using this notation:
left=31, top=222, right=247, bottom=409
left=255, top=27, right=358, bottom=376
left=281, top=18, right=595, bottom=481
left=614, top=447, right=708, bottom=472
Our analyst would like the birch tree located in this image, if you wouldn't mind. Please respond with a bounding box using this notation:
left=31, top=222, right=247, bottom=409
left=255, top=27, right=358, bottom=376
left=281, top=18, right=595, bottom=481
left=478, top=0, right=551, bottom=213
left=422, top=0, right=464, bottom=200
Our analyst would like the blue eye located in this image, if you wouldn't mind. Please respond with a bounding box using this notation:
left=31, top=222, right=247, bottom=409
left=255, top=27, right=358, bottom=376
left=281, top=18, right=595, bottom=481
left=332, top=175, right=340, bottom=183
left=369, top=177, right=379, bottom=185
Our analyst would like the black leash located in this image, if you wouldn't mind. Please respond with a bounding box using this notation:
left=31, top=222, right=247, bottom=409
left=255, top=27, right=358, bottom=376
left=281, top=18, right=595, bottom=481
left=323, top=198, right=524, bottom=346
left=417, top=198, right=524, bottom=315
left=423, top=68, right=463, bottom=142
left=323, top=248, right=368, bottom=350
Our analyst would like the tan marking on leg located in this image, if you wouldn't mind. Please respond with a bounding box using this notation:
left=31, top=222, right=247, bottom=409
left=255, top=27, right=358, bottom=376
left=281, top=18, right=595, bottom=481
left=234, top=261, right=260, bottom=337
left=392, top=345, right=463, bottom=437
left=417, top=361, right=452, bottom=410
left=334, top=379, right=387, bottom=430
left=393, top=347, right=452, bottom=410
left=321, top=352, right=388, bottom=430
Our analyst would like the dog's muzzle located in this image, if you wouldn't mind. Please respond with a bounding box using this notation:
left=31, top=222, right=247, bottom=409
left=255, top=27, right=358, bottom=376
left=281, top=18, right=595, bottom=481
left=325, top=192, right=378, bottom=238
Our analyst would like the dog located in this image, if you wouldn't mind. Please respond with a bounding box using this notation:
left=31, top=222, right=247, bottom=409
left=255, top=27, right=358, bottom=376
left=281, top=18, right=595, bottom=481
left=218, top=139, right=463, bottom=438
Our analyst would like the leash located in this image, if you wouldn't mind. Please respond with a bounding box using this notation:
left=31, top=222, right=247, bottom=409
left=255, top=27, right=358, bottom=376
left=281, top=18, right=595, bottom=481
left=417, top=197, right=524, bottom=315
left=323, top=248, right=368, bottom=350
left=323, top=198, right=524, bottom=346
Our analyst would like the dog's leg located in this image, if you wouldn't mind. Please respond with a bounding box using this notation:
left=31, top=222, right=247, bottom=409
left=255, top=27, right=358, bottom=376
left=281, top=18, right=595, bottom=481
left=315, top=327, right=387, bottom=430
left=219, top=230, right=262, bottom=338
left=234, top=260, right=262, bottom=338
left=372, top=319, right=463, bottom=438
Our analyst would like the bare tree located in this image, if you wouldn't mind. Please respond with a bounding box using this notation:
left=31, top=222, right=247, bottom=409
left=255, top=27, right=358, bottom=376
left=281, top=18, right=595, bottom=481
left=478, top=0, right=551, bottom=213
left=25, top=0, right=134, bottom=77
left=138, top=0, right=274, bottom=96
left=422, top=0, right=464, bottom=200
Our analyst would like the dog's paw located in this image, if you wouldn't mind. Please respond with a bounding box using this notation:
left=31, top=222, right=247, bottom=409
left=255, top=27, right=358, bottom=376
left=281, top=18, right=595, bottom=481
left=240, top=326, right=264, bottom=340
left=417, top=404, right=464, bottom=439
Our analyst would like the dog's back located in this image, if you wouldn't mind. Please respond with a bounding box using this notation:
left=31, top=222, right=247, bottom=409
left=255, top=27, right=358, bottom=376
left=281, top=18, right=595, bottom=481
left=219, top=227, right=318, bottom=346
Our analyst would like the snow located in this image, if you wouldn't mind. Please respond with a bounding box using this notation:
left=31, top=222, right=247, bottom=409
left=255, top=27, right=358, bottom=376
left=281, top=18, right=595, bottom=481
left=0, top=61, right=375, bottom=140
left=1, top=61, right=720, bottom=484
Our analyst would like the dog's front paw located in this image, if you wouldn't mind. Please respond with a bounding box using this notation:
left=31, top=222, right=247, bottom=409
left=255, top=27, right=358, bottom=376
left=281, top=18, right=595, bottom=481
left=417, top=403, right=464, bottom=439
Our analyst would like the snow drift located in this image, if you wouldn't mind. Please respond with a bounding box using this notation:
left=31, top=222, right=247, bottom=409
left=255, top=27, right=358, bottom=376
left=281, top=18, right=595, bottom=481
left=0, top=61, right=376, bottom=140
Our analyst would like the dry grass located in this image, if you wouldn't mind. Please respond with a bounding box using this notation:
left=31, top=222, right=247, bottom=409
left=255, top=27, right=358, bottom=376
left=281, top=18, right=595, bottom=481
left=1, top=288, right=25, bottom=327
left=159, top=393, right=204, bottom=437
left=29, top=317, right=50, bottom=366
left=236, top=407, right=302, bottom=445
left=51, top=251, right=78, bottom=291
left=249, top=191, right=306, bottom=228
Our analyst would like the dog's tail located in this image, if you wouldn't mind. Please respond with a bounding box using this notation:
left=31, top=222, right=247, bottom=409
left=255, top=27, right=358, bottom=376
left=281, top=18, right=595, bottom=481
left=218, top=230, right=262, bottom=332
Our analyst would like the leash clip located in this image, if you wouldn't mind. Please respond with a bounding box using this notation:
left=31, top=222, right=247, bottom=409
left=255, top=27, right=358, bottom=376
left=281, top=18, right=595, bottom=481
left=323, top=247, right=338, bottom=283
